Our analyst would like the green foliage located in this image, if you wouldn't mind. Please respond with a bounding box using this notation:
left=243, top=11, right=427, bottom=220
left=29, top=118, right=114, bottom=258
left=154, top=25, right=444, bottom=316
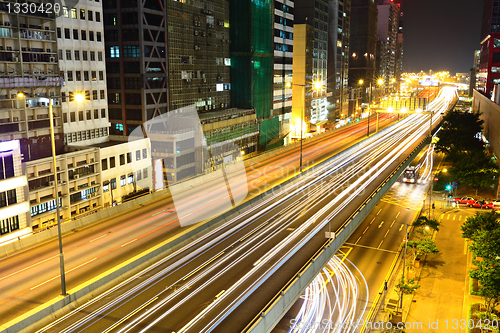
left=461, top=211, right=500, bottom=241
left=449, top=150, right=499, bottom=195
left=435, top=110, right=484, bottom=156
left=395, top=277, right=421, bottom=295
left=413, top=216, right=441, bottom=232
left=407, top=238, right=439, bottom=262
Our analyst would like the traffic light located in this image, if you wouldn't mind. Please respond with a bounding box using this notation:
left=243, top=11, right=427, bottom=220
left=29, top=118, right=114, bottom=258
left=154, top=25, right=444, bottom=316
left=446, top=184, right=452, bottom=191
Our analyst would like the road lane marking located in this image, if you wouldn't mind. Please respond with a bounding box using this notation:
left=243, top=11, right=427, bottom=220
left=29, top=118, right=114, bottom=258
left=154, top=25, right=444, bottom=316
left=377, top=240, right=384, bottom=249
left=355, top=237, right=361, bottom=245
left=121, top=239, right=138, bottom=247
left=363, top=226, right=369, bottom=234
left=215, top=290, right=225, bottom=298
left=89, top=234, right=107, bottom=243
left=240, top=222, right=267, bottom=242
left=377, top=209, right=382, bottom=215
left=453, top=215, right=456, bottom=220
left=30, top=258, right=97, bottom=290
left=384, top=230, right=390, bottom=238
left=395, top=212, right=401, bottom=218
left=103, top=297, right=158, bottom=333
left=399, top=225, right=403, bottom=232
left=0, top=254, right=60, bottom=282
left=447, top=214, right=450, bottom=220
left=378, top=221, right=384, bottom=228
left=344, top=242, right=398, bottom=253
left=184, top=252, right=225, bottom=280
left=152, top=209, right=166, bottom=217
left=370, top=218, right=375, bottom=224
left=439, top=214, right=444, bottom=219
left=390, top=220, right=395, bottom=227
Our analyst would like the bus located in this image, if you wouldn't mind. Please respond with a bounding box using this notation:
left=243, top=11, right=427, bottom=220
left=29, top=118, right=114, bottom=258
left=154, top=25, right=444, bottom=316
left=402, top=166, right=418, bottom=184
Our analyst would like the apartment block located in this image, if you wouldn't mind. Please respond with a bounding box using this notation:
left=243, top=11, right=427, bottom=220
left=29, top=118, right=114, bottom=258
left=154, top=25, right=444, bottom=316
left=57, top=2, right=110, bottom=146
left=0, top=1, right=63, bottom=161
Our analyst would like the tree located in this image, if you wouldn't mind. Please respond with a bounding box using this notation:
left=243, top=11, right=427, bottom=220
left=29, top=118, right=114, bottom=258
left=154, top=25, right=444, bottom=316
left=395, top=277, right=421, bottom=295
left=450, top=150, right=499, bottom=196
left=466, top=226, right=500, bottom=318
left=435, top=110, right=484, bottom=157
left=412, top=216, right=440, bottom=232
left=406, top=238, right=439, bottom=265
left=461, top=211, right=500, bottom=241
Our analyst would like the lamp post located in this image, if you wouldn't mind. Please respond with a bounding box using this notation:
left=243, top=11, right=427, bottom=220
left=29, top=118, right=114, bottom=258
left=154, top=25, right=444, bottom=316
left=17, top=91, right=84, bottom=296
left=360, top=78, right=384, bottom=137
left=288, top=81, right=322, bottom=172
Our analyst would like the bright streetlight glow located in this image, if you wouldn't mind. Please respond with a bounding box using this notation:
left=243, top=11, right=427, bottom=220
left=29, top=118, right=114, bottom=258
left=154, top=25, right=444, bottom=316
left=17, top=92, right=24, bottom=98
left=358, top=79, right=364, bottom=85
left=377, top=79, right=384, bottom=85
left=75, top=93, right=85, bottom=103
left=285, top=82, right=291, bottom=89
left=416, top=108, right=423, bottom=113
left=401, top=107, right=408, bottom=113
left=443, top=168, right=447, bottom=172
left=313, top=80, right=322, bottom=90
left=387, top=107, right=394, bottom=112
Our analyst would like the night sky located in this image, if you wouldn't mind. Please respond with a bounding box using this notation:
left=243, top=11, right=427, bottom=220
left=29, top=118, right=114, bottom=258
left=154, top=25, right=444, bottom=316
left=402, top=0, right=484, bottom=75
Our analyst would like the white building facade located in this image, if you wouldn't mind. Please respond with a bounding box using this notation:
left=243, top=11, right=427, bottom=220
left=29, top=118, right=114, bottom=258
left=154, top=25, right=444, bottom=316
left=57, top=2, right=110, bottom=146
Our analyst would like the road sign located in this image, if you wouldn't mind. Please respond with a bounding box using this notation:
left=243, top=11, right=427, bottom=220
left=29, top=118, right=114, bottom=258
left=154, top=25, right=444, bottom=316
left=434, top=177, right=438, bottom=181
left=452, top=181, right=458, bottom=187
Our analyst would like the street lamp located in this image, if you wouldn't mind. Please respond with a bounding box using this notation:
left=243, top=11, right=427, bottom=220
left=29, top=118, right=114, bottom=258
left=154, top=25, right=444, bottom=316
left=18, top=91, right=83, bottom=296
left=359, top=78, right=384, bottom=137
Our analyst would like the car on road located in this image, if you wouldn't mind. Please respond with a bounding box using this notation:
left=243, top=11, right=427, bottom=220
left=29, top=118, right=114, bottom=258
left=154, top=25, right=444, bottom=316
left=454, top=197, right=476, bottom=205
left=492, top=199, right=500, bottom=210
left=467, top=200, right=494, bottom=209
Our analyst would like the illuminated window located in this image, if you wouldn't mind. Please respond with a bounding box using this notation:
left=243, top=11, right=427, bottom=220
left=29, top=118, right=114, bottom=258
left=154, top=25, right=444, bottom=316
left=110, top=46, right=120, bottom=58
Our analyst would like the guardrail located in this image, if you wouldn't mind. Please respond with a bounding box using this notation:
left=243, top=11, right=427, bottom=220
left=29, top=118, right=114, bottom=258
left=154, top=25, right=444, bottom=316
left=242, top=137, right=431, bottom=333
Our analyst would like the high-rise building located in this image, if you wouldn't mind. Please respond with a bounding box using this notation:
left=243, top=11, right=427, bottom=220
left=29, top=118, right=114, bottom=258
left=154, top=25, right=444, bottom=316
left=348, top=0, right=378, bottom=88
left=294, top=0, right=330, bottom=125
left=58, top=2, right=110, bottom=146
left=327, top=0, right=350, bottom=120
left=478, top=0, right=500, bottom=97
left=166, top=0, right=230, bottom=113
left=102, top=0, right=168, bottom=138
left=273, top=0, right=294, bottom=141
left=394, top=2, right=404, bottom=92
left=0, top=3, right=63, bottom=161
left=230, top=0, right=281, bottom=149
left=376, top=0, right=399, bottom=87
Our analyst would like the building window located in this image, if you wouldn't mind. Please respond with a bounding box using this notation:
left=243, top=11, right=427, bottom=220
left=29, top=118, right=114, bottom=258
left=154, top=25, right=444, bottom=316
left=84, top=71, right=89, bottom=81
left=142, top=148, right=147, bottom=159
left=76, top=71, right=81, bottom=81
left=96, top=12, right=101, bottom=22
left=63, top=113, right=68, bottom=123
left=66, top=50, right=72, bottom=60
left=80, top=9, right=85, bottom=19
left=64, top=28, right=70, bottom=39
left=110, top=46, right=120, bottom=58
left=120, top=154, right=125, bottom=165
left=98, top=52, right=103, bottom=61
left=71, top=8, right=77, bottom=19
left=67, top=71, right=73, bottom=81
left=73, top=29, right=78, bottom=40
left=79, top=111, right=84, bottom=121
left=120, top=175, right=126, bottom=186
left=57, top=28, right=61, bottom=38
left=88, top=10, right=93, bottom=21
left=101, top=109, right=106, bottom=118
left=74, top=50, right=80, bottom=60
left=92, top=90, right=98, bottom=100
left=102, top=159, right=108, bottom=170
left=94, top=109, right=99, bottom=119
left=128, top=173, right=134, bottom=184
left=99, top=71, right=104, bottom=80
left=127, top=152, right=132, bottom=163
left=100, top=90, right=105, bottom=99
left=136, top=170, right=142, bottom=181
left=85, top=90, right=90, bottom=100
left=91, top=71, right=97, bottom=81
left=143, top=168, right=148, bottom=179
left=63, top=6, right=69, bottom=17
left=89, top=31, right=94, bottom=41
left=110, top=156, right=116, bottom=168
left=110, top=178, right=116, bottom=189
left=70, top=112, right=76, bottom=122
left=90, top=51, right=95, bottom=61
left=83, top=51, right=88, bottom=61
left=103, top=184, right=109, bottom=192
left=97, top=32, right=102, bottom=42
left=136, top=150, right=140, bottom=161
left=81, top=30, right=86, bottom=40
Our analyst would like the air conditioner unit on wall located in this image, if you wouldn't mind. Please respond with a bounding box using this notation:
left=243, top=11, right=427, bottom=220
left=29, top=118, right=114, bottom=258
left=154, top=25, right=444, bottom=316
left=49, top=57, right=55, bottom=63
left=74, top=174, right=79, bottom=179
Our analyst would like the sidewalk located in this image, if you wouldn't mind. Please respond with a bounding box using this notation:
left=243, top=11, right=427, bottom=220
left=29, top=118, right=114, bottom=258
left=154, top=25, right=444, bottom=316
left=369, top=194, right=469, bottom=333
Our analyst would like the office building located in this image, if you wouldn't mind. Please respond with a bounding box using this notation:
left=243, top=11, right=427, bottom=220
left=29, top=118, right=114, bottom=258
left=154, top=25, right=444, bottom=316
left=0, top=141, right=30, bottom=242
left=0, top=3, right=63, bottom=161
left=273, top=0, right=294, bottom=141
left=348, top=0, right=378, bottom=88
left=478, top=0, right=500, bottom=97
left=395, top=5, right=404, bottom=92
left=58, top=2, right=110, bottom=146
left=294, top=0, right=329, bottom=125
left=102, top=0, right=168, bottom=138
left=166, top=0, right=231, bottom=112
left=376, top=0, right=400, bottom=88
